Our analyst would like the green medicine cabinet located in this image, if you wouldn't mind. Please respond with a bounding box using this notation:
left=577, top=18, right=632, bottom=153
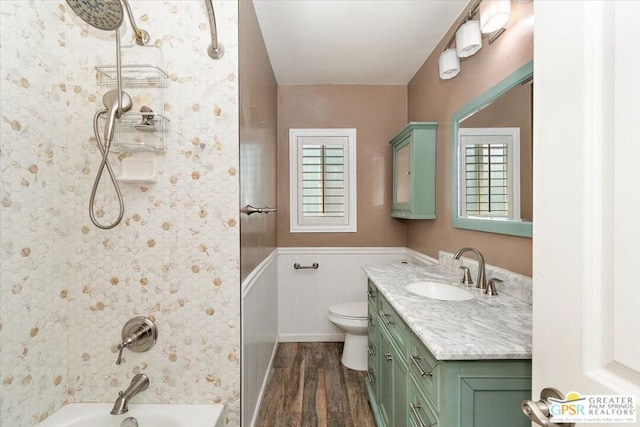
left=390, top=122, right=438, bottom=219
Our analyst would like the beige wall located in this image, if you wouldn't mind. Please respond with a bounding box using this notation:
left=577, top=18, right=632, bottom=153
left=407, top=1, right=534, bottom=275
left=277, top=85, right=407, bottom=247
left=239, top=0, right=278, bottom=282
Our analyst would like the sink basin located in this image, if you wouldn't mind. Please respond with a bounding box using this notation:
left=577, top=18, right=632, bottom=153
left=405, top=281, right=474, bottom=301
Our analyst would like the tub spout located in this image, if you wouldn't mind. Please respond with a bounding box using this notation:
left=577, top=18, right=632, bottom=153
left=111, top=374, right=149, bottom=415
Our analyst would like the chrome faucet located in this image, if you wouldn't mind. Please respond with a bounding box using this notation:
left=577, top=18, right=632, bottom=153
left=111, top=374, right=149, bottom=415
left=453, top=247, right=487, bottom=290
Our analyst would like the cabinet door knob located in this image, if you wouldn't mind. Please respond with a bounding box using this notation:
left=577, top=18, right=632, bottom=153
left=384, top=352, right=393, bottom=361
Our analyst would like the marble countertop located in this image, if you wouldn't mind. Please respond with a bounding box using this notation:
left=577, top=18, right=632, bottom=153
left=363, top=261, right=532, bottom=360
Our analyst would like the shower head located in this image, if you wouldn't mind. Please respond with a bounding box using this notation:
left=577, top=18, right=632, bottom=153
left=66, top=0, right=124, bottom=31
left=102, top=89, right=133, bottom=145
left=66, top=0, right=149, bottom=45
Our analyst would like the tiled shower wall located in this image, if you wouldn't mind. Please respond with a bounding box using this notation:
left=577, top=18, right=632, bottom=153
left=0, top=1, right=240, bottom=425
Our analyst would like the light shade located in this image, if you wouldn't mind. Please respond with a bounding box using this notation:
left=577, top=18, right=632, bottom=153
left=438, top=49, right=460, bottom=80
left=455, top=20, right=482, bottom=58
left=480, top=0, right=511, bottom=33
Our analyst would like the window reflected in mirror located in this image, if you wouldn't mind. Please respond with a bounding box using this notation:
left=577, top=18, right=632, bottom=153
left=459, top=127, right=520, bottom=220
left=451, top=61, right=533, bottom=237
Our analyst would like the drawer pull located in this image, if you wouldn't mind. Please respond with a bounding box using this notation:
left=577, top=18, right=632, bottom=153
left=381, top=312, right=396, bottom=325
left=368, top=344, right=375, bottom=356
left=367, top=370, right=376, bottom=384
left=367, top=290, right=376, bottom=300
left=384, top=352, right=393, bottom=361
left=410, top=354, right=433, bottom=378
left=409, top=402, right=434, bottom=427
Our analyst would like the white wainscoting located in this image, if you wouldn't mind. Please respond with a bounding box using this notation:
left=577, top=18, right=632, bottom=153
left=241, top=249, right=278, bottom=427
left=277, top=247, right=408, bottom=342
left=241, top=247, right=434, bottom=426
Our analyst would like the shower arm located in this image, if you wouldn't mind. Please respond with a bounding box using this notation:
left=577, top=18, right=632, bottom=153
left=121, top=0, right=150, bottom=46
left=205, top=0, right=224, bottom=59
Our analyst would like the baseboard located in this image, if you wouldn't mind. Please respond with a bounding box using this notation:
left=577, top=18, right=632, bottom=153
left=278, top=333, right=345, bottom=343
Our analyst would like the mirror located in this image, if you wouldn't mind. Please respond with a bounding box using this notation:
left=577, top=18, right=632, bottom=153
left=451, top=61, right=533, bottom=237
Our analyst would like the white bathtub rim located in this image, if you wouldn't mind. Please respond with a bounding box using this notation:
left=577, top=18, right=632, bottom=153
left=38, top=402, right=225, bottom=427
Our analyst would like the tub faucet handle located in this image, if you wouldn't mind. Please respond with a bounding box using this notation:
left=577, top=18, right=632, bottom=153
left=116, top=345, right=126, bottom=365
left=114, top=317, right=158, bottom=365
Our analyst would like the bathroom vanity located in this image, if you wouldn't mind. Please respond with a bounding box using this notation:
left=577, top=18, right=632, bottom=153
left=364, top=262, right=532, bottom=427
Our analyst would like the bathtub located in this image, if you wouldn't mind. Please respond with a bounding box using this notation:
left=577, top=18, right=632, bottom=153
left=38, top=403, right=225, bottom=427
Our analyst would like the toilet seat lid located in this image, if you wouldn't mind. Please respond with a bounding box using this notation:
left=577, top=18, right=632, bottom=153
left=328, top=301, right=368, bottom=319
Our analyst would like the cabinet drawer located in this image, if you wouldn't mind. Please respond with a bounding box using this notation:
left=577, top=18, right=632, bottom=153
left=379, top=295, right=407, bottom=351
left=367, top=280, right=378, bottom=308
left=367, top=332, right=377, bottom=383
left=409, top=333, right=439, bottom=407
left=368, top=305, right=377, bottom=332
left=408, top=378, right=439, bottom=427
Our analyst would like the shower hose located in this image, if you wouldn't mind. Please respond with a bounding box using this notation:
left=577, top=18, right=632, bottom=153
left=89, top=109, right=124, bottom=229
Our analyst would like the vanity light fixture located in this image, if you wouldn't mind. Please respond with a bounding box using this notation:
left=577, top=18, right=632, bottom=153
left=480, top=0, right=511, bottom=34
left=437, top=0, right=512, bottom=80
left=455, top=20, right=482, bottom=58
left=438, top=48, right=460, bottom=79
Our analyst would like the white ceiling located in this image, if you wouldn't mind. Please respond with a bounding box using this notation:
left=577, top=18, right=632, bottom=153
left=252, top=0, right=468, bottom=85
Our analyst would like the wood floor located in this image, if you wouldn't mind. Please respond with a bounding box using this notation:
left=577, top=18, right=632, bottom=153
left=255, top=342, right=377, bottom=427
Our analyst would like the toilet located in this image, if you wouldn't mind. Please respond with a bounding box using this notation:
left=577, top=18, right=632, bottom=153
left=328, top=301, right=369, bottom=371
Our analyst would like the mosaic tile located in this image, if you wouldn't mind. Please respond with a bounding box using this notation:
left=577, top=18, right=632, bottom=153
left=0, top=1, right=240, bottom=425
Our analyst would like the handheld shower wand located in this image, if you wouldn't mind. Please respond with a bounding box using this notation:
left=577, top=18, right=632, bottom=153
left=66, top=0, right=150, bottom=229
left=89, top=84, right=133, bottom=230
left=102, top=89, right=133, bottom=145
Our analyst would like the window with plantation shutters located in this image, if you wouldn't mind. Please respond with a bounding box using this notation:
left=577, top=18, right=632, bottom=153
left=459, top=127, right=521, bottom=221
left=289, top=129, right=357, bottom=232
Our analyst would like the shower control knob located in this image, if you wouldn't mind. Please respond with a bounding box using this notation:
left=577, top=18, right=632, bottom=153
left=115, top=316, right=158, bottom=365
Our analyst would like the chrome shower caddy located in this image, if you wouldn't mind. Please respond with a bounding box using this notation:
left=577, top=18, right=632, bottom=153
left=96, top=45, right=169, bottom=153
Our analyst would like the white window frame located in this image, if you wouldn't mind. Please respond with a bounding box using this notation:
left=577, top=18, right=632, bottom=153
left=458, top=127, right=521, bottom=221
left=289, top=128, right=357, bottom=233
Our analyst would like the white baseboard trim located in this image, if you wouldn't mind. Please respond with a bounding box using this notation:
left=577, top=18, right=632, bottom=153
left=279, top=333, right=345, bottom=343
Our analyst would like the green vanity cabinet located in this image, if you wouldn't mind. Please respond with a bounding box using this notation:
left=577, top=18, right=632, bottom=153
left=366, top=280, right=532, bottom=427
left=390, top=122, right=437, bottom=219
